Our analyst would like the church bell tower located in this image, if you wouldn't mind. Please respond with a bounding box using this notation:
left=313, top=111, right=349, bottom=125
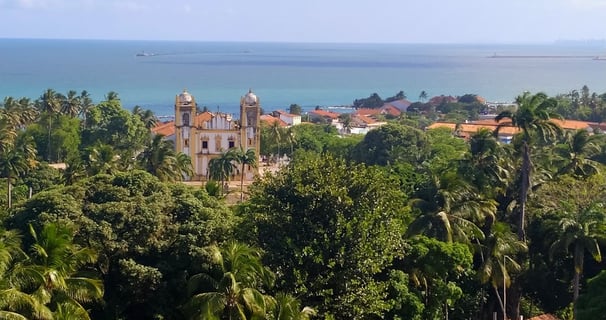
left=175, top=89, right=195, bottom=157
left=240, top=89, right=261, bottom=175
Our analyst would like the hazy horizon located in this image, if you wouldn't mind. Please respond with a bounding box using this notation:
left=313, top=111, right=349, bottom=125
left=2, top=0, right=606, bottom=44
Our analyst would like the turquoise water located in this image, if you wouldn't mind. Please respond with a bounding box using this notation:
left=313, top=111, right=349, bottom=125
left=1, top=39, right=605, bottom=116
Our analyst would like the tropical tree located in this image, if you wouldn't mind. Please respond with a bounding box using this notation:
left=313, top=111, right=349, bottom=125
left=268, top=293, right=316, bottom=320
left=27, top=223, right=103, bottom=319
left=268, top=121, right=283, bottom=163
left=36, top=89, right=63, bottom=162
left=554, top=129, right=602, bottom=177
left=0, top=133, right=37, bottom=208
left=547, top=202, right=606, bottom=319
left=137, top=134, right=192, bottom=182
left=419, top=90, right=428, bottom=102
left=61, top=90, right=82, bottom=118
left=208, top=149, right=237, bottom=194
left=459, top=128, right=513, bottom=198
left=185, top=241, right=275, bottom=320
left=132, top=105, right=158, bottom=130
left=231, top=147, right=257, bottom=202
left=78, top=90, right=95, bottom=127
left=0, top=228, right=53, bottom=319
left=407, top=169, right=496, bottom=244
left=495, top=91, right=562, bottom=241
left=82, top=143, right=122, bottom=176
left=477, top=222, right=527, bottom=319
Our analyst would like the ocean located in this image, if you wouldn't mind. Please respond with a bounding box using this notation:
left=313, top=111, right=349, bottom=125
left=1, top=39, right=605, bottom=117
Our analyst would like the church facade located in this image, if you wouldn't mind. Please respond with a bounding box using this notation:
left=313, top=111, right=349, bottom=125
left=173, top=89, right=261, bottom=181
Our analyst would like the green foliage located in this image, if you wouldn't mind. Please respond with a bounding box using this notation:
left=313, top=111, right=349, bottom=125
left=81, top=99, right=148, bottom=155
left=397, top=236, right=473, bottom=320
left=576, top=270, right=606, bottom=320
left=8, top=170, right=236, bottom=319
left=242, top=152, right=409, bottom=318
left=352, top=123, right=430, bottom=166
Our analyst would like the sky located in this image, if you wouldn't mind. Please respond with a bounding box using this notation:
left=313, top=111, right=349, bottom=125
left=0, top=0, right=605, bottom=43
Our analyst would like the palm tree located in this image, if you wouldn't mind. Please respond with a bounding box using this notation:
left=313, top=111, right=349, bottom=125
left=27, top=223, right=103, bottom=319
left=495, top=91, right=562, bottom=241
left=459, top=128, right=513, bottom=198
left=104, top=91, right=120, bottom=103
left=419, top=90, right=428, bottom=102
left=132, top=106, right=158, bottom=130
left=0, top=133, right=37, bottom=208
left=137, top=135, right=192, bottom=182
left=78, top=90, right=95, bottom=127
left=61, top=90, right=81, bottom=118
left=185, top=241, right=275, bottom=320
left=231, top=148, right=258, bottom=202
left=0, top=228, right=53, bottom=319
left=83, top=143, right=121, bottom=175
left=268, top=121, right=283, bottom=163
left=548, top=202, right=606, bottom=319
left=477, top=222, right=527, bottom=319
left=406, top=169, right=496, bottom=243
left=554, top=129, right=602, bottom=177
left=37, top=89, right=62, bottom=162
left=208, top=150, right=237, bottom=194
left=268, top=293, right=316, bottom=320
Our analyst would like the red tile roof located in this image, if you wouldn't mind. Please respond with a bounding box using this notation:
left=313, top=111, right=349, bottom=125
left=152, top=121, right=176, bottom=137
left=260, top=114, right=288, bottom=127
left=310, top=109, right=340, bottom=119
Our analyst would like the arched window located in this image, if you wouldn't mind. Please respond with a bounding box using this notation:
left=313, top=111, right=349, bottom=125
left=182, top=113, right=190, bottom=126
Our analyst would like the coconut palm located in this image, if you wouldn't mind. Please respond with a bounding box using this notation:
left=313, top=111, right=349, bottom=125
left=27, top=223, right=103, bottom=319
left=268, top=121, right=283, bottom=163
left=548, top=202, right=606, bottom=319
left=554, top=129, right=602, bottom=177
left=132, top=105, right=158, bottom=130
left=268, top=293, right=316, bottom=320
left=138, top=134, right=192, bottom=182
left=61, top=90, right=82, bottom=118
left=459, top=128, right=513, bottom=198
left=0, top=133, right=37, bottom=208
left=0, top=228, right=53, bottom=319
left=36, top=89, right=63, bottom=162
left=104, top=91, right=120, bottom=102
left=495, top=91, right=562, bottom=241
left=185, top=241, right=275, bottom=320
left=208, top=150, right=237, bottom=194
left=78, top=90, right=94, bottom=127
left=83, top=143, right=122, bottom=175
left=419, top=90, right=428, bottom=102
left=406, top=169, right=496, bottom=243
left=477, top=222, right=527, bottom=319
left=231, top=148, right=258, bottom=202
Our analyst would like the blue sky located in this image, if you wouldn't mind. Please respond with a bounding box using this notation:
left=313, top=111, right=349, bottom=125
left=1, top=0, right=605, bottom=43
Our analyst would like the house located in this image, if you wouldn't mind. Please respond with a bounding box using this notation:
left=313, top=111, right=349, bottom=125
left=272, top=110, right=301, bottom=126
left=384, top=99, right=412, bottom=112
left=428, top=95, right=458, bottom=107
left=347, top=114, right=386, bottom=134
left=427, top=117, right=597, bottom=143
left=260, top=114, right=288, bottom=127
left=355, top=104, right=401, bottom=118
left=309, top=109, right=341, bottom=123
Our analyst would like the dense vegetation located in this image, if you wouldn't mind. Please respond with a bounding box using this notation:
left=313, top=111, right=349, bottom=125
left=1, top=87, right=606, bottom=319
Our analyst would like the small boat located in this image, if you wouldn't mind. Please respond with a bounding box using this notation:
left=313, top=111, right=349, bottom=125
left=136, top=51, right=156, bottom=57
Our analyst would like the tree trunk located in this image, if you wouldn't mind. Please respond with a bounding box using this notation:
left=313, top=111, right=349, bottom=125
left=7, top=175, right=12, bottom=208
left=493, top=286, right=506, bottom=319
left=240, top=163, right=245, bottom=202
left=573, top=244, right=584, bottom=320
left=518, top=142, right=531, bottom=242
left=48, top=115, right=53, bottom=162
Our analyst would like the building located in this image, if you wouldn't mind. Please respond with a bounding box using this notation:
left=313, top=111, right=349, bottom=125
left=272, top=110, right=302, bottom=126
left=170, top=89, right=260, bottom=181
